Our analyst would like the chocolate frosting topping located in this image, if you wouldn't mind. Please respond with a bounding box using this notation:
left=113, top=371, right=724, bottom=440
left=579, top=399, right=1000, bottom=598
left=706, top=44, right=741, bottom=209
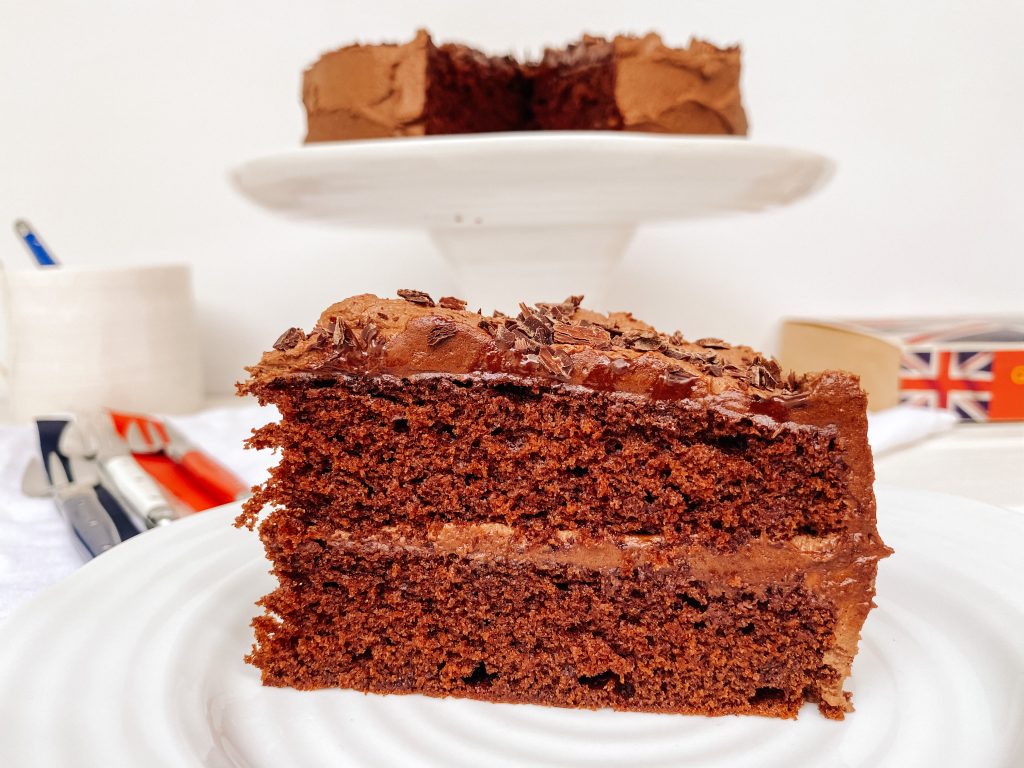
left=613, top=34, right=747, bottom=135
left=244, top=292, right=864, bottom=430
left=302, top=30, right=432, bottom=141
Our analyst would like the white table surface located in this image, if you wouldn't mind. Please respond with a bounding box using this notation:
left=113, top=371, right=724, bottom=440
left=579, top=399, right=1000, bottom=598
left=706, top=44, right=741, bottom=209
left=873, top=422, right=1024, bottom=514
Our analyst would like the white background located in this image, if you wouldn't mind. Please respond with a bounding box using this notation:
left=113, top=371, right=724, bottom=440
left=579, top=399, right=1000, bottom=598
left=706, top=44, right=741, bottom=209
left=1, top=0, right=1021, bottom=394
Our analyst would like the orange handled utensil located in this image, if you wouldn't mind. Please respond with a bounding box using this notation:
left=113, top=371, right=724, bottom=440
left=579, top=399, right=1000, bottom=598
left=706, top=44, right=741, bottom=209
left=111, top=411, right=249, bottom=507
left=131, top=453, right=225, bottom=512
left=162, top=422, right=248, bottom=504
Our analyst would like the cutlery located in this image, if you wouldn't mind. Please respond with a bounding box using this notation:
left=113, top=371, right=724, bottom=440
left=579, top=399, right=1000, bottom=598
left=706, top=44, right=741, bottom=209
left=31, top=417, right=144, bottom=542
left=46, top=452, right=121, bottom=559
left=74, top=414, right=178, bottom=527
left=123, top=418, right=248, bottom=504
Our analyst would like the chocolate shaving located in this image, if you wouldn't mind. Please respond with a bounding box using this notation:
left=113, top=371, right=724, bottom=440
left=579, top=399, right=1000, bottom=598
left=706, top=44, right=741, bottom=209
left=552, top=322, right=611, bottom=348
left=757, top=356, right=783, bottom=381
left=750, top=356, right=780, bottom=388
left=517, top=304, right=554, bottom=345
left=622, top=330, right=663, bottom=352
left=539, top=295, right=583, bottom=321
left=513, top=335, right=537, bottom=353
left=749, top=365, right=764, bottom=388
left=749, top=364, right=777, bottom=389
left=397, top=289, right=435, bottom=307
left=477, top=319, right=499, bottom=336
left=331, top=317, right=345, bottom=348
left=590, top=317, right=625, bottom=337
left=696, top=337, right=731, bottom=350
left=494, top=325, right=517, bottom=351
left=537, top=346, right=573, bottom=381
left=705, top=363, right=725, bottom=377
left=663, top=368, right=694, bottom=385
left=660, top=346, right=691, bottom=361
left=438, top=296, right=467, bottom=311
left=272, top=327, right=304, bottom=351
left=361, top=321, right=379, bottom=348
left=427, top=320, right=458, bottom=347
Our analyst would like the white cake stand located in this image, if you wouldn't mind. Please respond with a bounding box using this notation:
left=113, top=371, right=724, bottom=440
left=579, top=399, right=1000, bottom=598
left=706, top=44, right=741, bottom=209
left=230, top=133, right=833, bottom=311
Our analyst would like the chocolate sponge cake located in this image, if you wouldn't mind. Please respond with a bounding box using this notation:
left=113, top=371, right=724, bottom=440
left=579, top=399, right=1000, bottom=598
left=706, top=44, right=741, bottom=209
left=302, top=31, right=747, bottom=141
left=528, top=34, right=747, bottom=134
left=302, top=30, right=529, bottom=141
left=237, top=292, right=890, bottom=719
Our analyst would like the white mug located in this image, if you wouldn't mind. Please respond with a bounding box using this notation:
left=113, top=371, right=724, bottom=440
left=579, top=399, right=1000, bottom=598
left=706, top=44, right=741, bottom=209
left=0, top=263, right=203, bottom=422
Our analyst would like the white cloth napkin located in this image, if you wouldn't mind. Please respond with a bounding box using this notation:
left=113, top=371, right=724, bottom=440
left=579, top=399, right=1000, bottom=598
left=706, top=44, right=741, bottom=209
left=0, top=403, right=955, bottom=623
left=867, top=405, right=958, bottom=456
left=0, top=404, right=276, bottom=623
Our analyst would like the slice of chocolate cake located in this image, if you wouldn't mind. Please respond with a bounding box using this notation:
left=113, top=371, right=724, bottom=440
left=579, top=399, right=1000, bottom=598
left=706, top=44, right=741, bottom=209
left=301, top=31, right=747, bottom=141
left=302, top=30, right=528, bottom=141
left=238, top=292, right=890, bottom=719
left=528, top=34, right=748, bottom=134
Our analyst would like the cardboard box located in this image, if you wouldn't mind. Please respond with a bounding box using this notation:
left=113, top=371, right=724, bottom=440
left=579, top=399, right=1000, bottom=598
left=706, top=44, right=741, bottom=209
left=780, top=317, right=1024, bottom=422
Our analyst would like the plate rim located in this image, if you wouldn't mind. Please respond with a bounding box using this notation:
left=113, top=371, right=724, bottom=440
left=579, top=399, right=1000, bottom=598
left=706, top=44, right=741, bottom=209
left=2, top=484, right=1022, bottom=767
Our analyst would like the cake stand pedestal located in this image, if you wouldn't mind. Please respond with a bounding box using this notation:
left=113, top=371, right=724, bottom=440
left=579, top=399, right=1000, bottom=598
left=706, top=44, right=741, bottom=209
left=231, top=133, right=833, bottom=311
left=431, top=226, right=632, bottom=312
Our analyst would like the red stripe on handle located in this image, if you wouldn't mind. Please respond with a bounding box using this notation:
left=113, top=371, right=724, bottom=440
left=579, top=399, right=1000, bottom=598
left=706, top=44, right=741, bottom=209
left=179, top=450, right=248, bottom=504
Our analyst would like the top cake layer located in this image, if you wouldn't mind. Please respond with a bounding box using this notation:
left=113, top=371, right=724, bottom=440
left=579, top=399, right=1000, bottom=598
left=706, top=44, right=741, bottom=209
left=247, top=292, right=864, bottom=431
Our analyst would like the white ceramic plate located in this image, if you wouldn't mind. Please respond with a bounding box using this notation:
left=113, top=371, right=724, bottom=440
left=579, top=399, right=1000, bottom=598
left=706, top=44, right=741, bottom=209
left=1, top=485, right=1021, bottom=768
left=230, top=134, right=833, bottom=228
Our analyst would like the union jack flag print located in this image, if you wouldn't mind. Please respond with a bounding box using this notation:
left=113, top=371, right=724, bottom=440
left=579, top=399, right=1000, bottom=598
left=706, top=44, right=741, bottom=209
left=899, top=349, right=995, bottom=421
left=890, top=318, right=1024, bottom=422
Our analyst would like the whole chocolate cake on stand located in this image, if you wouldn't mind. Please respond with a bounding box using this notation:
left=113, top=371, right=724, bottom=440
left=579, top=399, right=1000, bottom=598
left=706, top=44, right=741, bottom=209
left=232, top=30, right=832, bottom=314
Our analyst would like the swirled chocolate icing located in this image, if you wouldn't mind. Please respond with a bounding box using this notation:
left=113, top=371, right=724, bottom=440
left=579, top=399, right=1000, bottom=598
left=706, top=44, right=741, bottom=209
left=613, top=34, right=747, bottom=135
left=247, top=291, right=856, bottom=428
left=302, top=30, right=431, bottom=141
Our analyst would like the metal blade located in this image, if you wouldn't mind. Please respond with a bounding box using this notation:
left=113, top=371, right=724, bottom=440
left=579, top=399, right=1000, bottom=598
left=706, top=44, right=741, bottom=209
left=47, top=452, right=71, bottom=489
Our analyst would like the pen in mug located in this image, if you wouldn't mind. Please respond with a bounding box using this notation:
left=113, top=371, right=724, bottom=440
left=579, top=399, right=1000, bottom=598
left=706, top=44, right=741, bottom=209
left=13, top=219, right=60, bottom=267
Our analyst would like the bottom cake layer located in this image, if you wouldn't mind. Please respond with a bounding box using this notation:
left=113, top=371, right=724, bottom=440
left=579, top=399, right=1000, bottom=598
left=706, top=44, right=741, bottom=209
left=249, top=516, right=876, bottom=719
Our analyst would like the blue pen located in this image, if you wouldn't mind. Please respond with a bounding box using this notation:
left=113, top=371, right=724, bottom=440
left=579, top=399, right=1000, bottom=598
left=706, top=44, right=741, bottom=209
left=13, top=219, right=60, bottom=266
